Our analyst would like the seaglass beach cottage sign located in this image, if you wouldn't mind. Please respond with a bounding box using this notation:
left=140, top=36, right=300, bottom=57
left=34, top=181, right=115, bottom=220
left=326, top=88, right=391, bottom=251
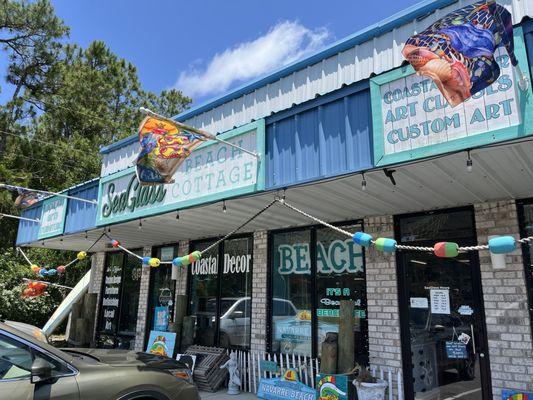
left=370, top=29, right=533, bottom=166
left=96, top=120, right=265, bottom=225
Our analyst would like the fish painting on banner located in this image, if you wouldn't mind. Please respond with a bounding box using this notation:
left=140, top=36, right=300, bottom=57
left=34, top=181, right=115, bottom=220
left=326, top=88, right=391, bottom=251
left=136, top=116, right=207, bottom=186
left=402, top=0, right=521, bottom=107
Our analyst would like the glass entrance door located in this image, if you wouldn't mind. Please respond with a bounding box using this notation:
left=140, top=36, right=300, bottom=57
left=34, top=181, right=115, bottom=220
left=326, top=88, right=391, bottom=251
left=396, top=209, right=491, bottom=400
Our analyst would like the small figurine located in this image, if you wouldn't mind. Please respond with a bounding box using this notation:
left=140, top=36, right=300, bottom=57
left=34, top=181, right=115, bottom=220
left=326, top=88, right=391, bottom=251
left=220, top=351, right=241, bottom=395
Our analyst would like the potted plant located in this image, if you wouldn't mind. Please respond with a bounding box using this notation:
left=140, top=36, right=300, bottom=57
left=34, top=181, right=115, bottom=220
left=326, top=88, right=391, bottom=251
left=353, top=368, right=388, bottom=400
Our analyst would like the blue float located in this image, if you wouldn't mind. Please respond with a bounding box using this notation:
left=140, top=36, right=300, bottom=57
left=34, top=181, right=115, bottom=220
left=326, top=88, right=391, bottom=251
left=142, top=256, right=151, bottom=266
left=172, top=257, right=182, bottom=267
left=47, top=269, right=57, bottom=276
left=39, top=268, right=48, bottom=276
left=488, top=236, right=516, bottom=254
left=352, top=232, right=373, bottom=247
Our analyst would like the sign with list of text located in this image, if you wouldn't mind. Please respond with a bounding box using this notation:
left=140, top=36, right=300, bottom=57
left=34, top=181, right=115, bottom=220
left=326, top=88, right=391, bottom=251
left=38, top=196, right=67, bottom=239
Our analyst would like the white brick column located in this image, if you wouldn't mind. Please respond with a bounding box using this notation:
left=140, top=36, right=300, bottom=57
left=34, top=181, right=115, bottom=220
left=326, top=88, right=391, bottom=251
left=133, top=246, right=152, bottom=351
left=176, top=240, right=189, bottom=296
left=364, top=216, right=403, bottom=398
left=250, top=230, right=268, bottom=352
left=474, top=201, right=533, bottom=398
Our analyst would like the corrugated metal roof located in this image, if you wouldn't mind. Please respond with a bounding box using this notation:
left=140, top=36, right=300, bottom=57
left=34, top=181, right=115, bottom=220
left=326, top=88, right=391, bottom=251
left=16, top=204, right=42, bottom=246
left=64, top=179, right=98, bottom=235
left=175, top=0, right=532, bottom=135
left=99, top=0, right=533, bottom=158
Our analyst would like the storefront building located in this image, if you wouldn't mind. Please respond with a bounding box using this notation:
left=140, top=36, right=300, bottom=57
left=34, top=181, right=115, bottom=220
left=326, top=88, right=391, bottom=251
left=16, top=1, right=533, bottom=398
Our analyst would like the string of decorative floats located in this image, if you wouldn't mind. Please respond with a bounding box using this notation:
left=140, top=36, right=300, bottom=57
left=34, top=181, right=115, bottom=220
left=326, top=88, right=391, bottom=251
left=17, top=232, right=105, bottom=278
left=18, top=198, right=533, bottom=279
left=277, top=199, right=533, bottom=257
left=18, top=246, right=88, bottom=277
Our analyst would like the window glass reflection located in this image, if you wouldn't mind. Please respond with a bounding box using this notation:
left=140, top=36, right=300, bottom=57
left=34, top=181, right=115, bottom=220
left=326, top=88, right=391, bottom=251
left=271, top=230, right=313, bottom=356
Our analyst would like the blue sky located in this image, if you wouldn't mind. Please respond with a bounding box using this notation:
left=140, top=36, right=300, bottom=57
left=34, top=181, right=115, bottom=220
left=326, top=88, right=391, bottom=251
left=1, top=0, right=422, bottom=107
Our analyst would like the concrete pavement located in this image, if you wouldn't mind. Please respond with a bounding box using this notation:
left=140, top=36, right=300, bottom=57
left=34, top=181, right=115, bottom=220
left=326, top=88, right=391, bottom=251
left=200, top=390, right=258, bottom=399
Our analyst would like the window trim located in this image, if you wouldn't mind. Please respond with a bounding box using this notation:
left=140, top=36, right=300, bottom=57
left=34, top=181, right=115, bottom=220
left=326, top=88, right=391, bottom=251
left=267, top=218, right=367, bottom=360
left=516, top=198, right=533, bottom=342
left=0, top=330, right=78, bottom=382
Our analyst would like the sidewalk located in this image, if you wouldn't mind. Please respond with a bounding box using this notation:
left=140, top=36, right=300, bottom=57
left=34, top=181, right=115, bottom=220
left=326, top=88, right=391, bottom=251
left=200, top=390, right=258, bottom=399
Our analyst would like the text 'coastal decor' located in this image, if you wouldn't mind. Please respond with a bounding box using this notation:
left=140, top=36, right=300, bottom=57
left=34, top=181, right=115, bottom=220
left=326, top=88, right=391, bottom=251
left=136, top=107, right=259, bottom=186
left=97, top=119, right=265, bottom=226
left=370, top=25, right=532, bottom=166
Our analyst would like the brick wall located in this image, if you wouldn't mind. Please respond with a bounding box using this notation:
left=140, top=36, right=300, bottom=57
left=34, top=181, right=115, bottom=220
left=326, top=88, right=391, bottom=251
left=364, top=215, right=403, bottom=399
left=89, top=252, right=105, bottom=344
left=474, top=200, right=533, bottom=398
left=133, top=246, right=152, bottom=352
left=175, top=240, right=189, bottom=296
left=250, top=230, right=268, bottom=352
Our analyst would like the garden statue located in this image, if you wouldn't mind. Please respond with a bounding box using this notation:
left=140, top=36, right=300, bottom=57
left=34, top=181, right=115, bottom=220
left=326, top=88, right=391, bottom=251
left=220, top=351, right=241, bottom=395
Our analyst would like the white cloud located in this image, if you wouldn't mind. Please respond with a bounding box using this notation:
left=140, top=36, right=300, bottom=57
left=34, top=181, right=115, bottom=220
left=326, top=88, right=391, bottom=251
left=175, top=21, right=331, bottom=98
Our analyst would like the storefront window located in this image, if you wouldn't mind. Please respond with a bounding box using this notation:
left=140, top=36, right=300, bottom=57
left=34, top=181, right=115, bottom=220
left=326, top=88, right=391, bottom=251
left=97, top=250, right=142, bottom=349
left=219, top=237, right=253, bottom=348
left=189, top=236, right=253, bottom=349
left=316, top=226, right=368, bottom=364
left=189, top=240, right=219, bottom=347
left=146, top=245, right=178, bottom=335
left=271, top=229, right=313, bottom=355
left=270, top=224, right=368, bottom=361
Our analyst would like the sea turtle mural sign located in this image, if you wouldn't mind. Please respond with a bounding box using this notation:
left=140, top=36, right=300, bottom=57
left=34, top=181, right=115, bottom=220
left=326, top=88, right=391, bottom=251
left=370, top=28, right=532, bottom=166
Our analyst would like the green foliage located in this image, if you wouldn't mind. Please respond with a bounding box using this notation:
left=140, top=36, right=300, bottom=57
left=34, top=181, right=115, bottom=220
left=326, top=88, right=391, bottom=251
left=0, top=0, right=192, bottom=326
left=0, top=249, right=89, bottom=327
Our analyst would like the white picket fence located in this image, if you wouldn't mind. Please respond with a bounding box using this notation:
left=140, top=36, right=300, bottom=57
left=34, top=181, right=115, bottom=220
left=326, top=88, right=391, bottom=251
left=370, top=365, right=404, bottom=400
left=226, top=349, right=404, bottom=400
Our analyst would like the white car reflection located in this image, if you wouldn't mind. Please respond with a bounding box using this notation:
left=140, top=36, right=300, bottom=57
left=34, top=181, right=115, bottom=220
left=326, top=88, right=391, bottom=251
left=207, top=297, right=299, bottom=348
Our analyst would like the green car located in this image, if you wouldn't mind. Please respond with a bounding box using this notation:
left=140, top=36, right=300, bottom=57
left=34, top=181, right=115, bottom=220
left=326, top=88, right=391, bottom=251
left=0, top=321, right=200, bottom=400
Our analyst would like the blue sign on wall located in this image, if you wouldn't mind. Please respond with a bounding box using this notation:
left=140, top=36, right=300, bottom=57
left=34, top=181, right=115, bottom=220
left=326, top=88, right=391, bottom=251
left=38, top=196, right=67, bottom=239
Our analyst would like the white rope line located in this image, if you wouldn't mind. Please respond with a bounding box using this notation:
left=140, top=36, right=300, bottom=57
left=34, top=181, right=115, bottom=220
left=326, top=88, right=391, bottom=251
left=64, top=258, right=79, bottom=268
left=117, top=244, right=144, bottom=260
left=395, top=244, right=434, bottom=251
left=277, top=199, right=354, bottom=238
left=17, top=247, right=33, bottom=266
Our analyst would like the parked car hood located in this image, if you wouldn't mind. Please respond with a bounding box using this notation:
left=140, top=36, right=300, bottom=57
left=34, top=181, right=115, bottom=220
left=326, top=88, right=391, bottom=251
left=62, top=348, right=185, bottom=370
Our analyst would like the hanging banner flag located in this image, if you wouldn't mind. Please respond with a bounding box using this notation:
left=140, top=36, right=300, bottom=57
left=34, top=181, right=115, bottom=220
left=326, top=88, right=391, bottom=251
left=402, top=0, right=518, bottom=107
left=135, top=108, right=259, bottom=186
left=15, top=189, right=43, bottom=209
left=135, top=115, right=208, bottom=185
